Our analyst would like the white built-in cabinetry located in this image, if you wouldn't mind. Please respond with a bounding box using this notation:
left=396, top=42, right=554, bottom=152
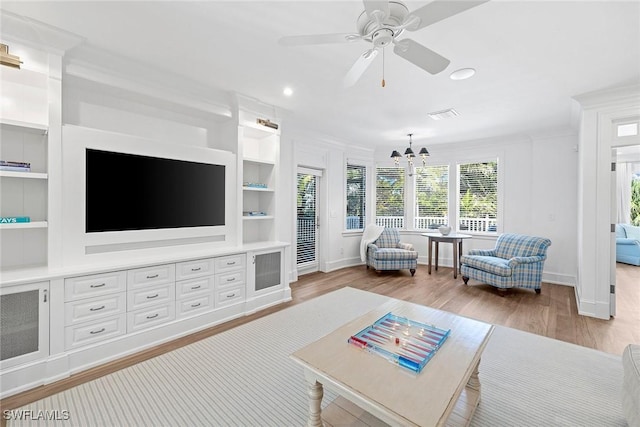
left=240, top=121, right=279, bottom=244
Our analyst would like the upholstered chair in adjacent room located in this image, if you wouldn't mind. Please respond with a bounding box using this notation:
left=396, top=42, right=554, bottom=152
left=366, top=227, right=418, bottom=276
left=460, top=233, right=551, bottom=294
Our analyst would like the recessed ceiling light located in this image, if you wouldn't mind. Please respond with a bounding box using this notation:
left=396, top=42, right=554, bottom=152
left=449, top=68, right=476, bottom=80
left=283, top=87, right=293, bottom=96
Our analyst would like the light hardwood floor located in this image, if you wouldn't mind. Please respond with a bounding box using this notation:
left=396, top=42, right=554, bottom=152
left=1, top=262, right=638, bottom=417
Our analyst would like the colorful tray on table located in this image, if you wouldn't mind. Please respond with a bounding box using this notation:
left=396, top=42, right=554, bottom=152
left=348, top=312, right=450, bottom=373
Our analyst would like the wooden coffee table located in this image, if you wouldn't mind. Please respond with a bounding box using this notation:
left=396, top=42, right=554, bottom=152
left=290, top=298, right=494, bottom=427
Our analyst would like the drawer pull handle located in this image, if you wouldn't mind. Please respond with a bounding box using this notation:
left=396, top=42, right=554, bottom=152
left=226, top=293, right=236, bottom=298
left=90, top=305, right=106, bottom=312
left=191, top=303, right=201, bottom=308
left=146, top=314, right=159, bottom=319
left=191, top=267, right=201, bottom=272
left=146, top=294, right=159, bottom=299
left=226, top=278, right=235, bottom=282
left=226, top=261, right=236, bottom=265
left=146, top=274, right=159, bottom=279
left=191, top=285, right=202, bottom=290
left=90, top=328, right=106, bottom=335
left=90, top=283, right=106, bottom=288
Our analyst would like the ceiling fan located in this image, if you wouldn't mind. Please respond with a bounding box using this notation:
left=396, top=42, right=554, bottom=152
left=278, top=0, right=489, bottom=87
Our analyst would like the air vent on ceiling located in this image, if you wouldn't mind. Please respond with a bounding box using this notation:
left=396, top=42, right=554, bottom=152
left=428, top=108, right=459, bottom=120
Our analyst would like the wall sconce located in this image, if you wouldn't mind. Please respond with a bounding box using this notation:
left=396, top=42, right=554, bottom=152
left=391, top=133, right=429, bottom=173
left=0, top=44, right=22, bottom=69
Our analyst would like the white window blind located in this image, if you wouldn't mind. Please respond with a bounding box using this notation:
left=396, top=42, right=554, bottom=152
left=415, top=165, right=449, bottom=230
left=346, top=164, right=366, bottom=230
left=376, top=166, right=405, bottom=228
left=458, top=161, right=498, bottom=233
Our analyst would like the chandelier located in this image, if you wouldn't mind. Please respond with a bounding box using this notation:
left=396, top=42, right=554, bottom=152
left=390, top=133, right=429, bottom=170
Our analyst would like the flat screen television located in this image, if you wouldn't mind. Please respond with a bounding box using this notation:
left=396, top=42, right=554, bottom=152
left=86, top=149, right=225, bottom=233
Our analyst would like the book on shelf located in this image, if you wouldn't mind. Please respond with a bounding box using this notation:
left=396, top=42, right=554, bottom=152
left=0, top=160, right=31, bottom=172
left=0, top=216, right=31, bottom=224
left=243, top=211, right=267, bottom=216
left=243, top=182, right=268, bottom=189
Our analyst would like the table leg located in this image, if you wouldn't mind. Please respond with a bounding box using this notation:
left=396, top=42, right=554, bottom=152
left=428, top=238, right=433, bottom=274
left=435, top=242, right=439, bottom=271
left=452, top=240, right=458, bottom=279
left=467, top=358, right=481, bottom=393
left=459, top=240, right=463, bottom=276
left=306, top=380, right=324, bottom=427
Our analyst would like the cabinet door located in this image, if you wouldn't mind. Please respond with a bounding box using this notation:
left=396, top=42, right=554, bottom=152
left=248, top=249, right=283, bottom=295
left=0, top=281, right=49, bottom=369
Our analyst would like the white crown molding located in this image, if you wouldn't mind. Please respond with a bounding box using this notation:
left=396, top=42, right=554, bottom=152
left=0, top=10, right=83, bottom=54
left=573, top=83, right=640, bottom=110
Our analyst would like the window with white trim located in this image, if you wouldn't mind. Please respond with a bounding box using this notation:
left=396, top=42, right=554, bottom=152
left=346, top=164, right=366, bottom=230
left=376, top=166, right=405, bottom=228
left=415, top=165, right=449, bottom=230
left=457, top=161, right=498, bottom=233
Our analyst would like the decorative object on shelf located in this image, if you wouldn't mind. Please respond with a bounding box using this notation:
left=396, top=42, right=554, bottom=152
left=243, top=182, right=268, bottom=189
left=0, top=216, right=31, bottom=224
left=0, top=43, right=22, bottom=69
left=348, top=312, right=450, bottom=373
left=391, top=133, right=429, bottom=175
left=243, top=211, right=267, bottom=216
left=0, top=160, right=31, bottom=172
left=438, top=225, right=452, bottom=236
left=256, top=118, right=279, bottom=130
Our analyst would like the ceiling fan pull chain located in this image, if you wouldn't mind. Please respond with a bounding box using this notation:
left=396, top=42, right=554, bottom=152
left=381, top=48, right=386, bottom=87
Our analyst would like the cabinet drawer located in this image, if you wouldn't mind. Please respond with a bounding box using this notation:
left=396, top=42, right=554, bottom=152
left=128, top=282, right=175, bottom=311
left=64, top=271, right=127, bottom=302
left=215, top=285, right=245, bottom=308
left=65, top=315, right=126, bottom=350
left=215, top=254, right=245, bottom=272
left=175, top=258, right=215, bottom=281
left=65, top=292, right=126, bottom=326
left=176, top=294, right=213, bottom=318
left=127, top=303, right=175, bottom=332
left=215, top=270, right=245, bottom=288
left=176, top=276, right=214, bottom=299
left=127, top=264, right=175, bottom=289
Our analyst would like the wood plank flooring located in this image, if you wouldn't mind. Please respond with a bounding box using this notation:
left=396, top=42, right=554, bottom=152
left=1, top=262, right=638, bottom=419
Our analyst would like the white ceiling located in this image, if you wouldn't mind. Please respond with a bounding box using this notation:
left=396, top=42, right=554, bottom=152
left=1, top=1, right=639, bottom=150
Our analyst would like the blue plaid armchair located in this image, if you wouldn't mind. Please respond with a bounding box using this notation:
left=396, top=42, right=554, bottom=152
left=366, top=228, right=418, bottom=276
left=460, top=233, right=551, bottom=294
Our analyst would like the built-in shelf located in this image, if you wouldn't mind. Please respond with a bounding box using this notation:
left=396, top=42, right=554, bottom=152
left=0, top=171, right=48, bottom=179
left=242, top=216, right=274, bottom=221
left=243, top=157, right=275, bottom=166
left=0, top=221, right=48, bottom=230
left=242, top=186, right=274, bottom=192
left=0, top=118, right=48, bottom=134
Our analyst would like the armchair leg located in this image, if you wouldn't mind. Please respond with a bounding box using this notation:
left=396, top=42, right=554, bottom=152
left=497, top=288, right=507, bottom=297
left=410, top=269, right=416, bottom=276
left=462, top=276, right=469, bottom=285
left=535, top=288, right=541, bottom=294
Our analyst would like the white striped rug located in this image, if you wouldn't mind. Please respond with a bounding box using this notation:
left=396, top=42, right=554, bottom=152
left=9, top=287, right=627, bottom=426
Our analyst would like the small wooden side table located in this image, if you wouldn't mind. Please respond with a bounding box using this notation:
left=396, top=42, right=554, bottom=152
left=421, top=232, right=472, bottom=279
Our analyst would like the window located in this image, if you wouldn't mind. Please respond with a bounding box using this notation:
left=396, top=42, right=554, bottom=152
left=376, top=167, right=405, bottom=228
left=415, top=165, right=449, bottom=230
left=346, top=164, right=366, bottom=230
left=458, top=161, right=498, bottom=233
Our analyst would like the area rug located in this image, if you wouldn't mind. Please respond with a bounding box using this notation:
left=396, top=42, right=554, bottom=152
left=9, top=287, right=626, bottom=426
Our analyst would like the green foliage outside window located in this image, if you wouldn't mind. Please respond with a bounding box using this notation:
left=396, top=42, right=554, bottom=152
left=459, top=162, right=498, bottom=219
left=376, top=167, right=405, bottom=217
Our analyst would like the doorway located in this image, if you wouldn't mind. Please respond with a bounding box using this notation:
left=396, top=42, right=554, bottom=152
left=296, top=168, right=322, bottom=275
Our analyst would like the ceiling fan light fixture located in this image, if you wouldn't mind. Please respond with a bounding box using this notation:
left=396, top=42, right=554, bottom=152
left=450, top=67, right=476, bottom=80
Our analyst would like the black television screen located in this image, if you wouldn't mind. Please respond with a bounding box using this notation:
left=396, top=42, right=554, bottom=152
left=86, top=149, right=225, bottom=232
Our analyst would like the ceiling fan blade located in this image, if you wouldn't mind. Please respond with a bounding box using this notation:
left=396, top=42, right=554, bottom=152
left=343, top=49, right=379, bottom=88
left=363, top=0, right=390, bottom=21
left=393, top=39, right=450, bottom=75
left=407, top=1, right=489, bottom=31
left=278, top=33, right=361, bottom=46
